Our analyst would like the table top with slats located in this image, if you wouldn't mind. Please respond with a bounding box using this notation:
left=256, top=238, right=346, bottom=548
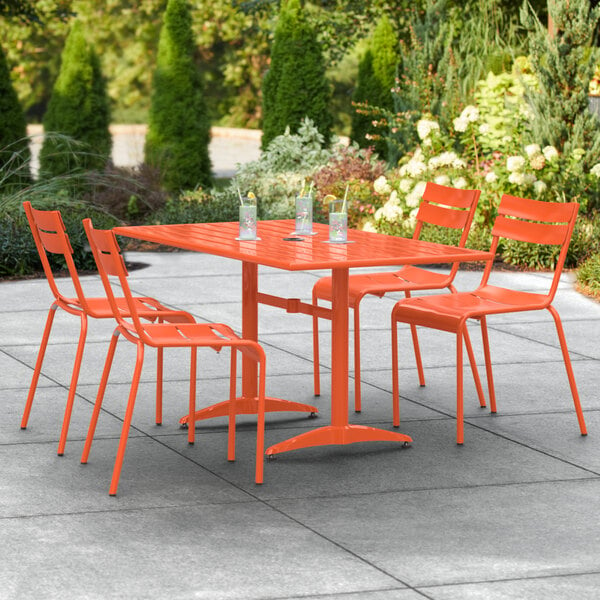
left=114, top=220, right=493, bottom=270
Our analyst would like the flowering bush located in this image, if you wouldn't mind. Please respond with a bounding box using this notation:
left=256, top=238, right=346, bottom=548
left=311, top=144, right=387, bottom=227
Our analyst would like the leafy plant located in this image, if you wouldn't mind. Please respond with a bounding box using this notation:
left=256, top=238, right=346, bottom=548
left=150, top=188, right=238, bottom=225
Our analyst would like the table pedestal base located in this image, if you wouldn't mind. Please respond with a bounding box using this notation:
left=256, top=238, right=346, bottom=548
left=179, top=396, right=318, bottom=426
left=265, top=424, right=412, bottom=456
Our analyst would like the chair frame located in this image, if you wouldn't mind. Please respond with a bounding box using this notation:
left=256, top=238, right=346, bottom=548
left=312, top=182, right=484, bottom=411
left=391, top=194, right=588, bottom=444
left=81, top=219, right=267, bottom=495
left=21, top=201, right=193, bottom=455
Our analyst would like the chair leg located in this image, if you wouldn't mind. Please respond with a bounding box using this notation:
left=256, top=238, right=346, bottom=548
left=156, top=347, right=163, bottom=425
left=353, top=301, right=362, bottom=412
left=548, top=306, right=587, bottom=435
left=456, top=329, right=465, bottom=445
left=463, top=325, right=487, bottom=408
left=21, top=304, right=58, bottom=429
left=188, top=347, right=197, bottom=445
left=479, top=317, right=497, bottom=413
left=255, top=349, right=267, bottom=485
left=228, top=348, right=237, bottom=462
left=405, top=291, right=426, bottom=387
left=312, top=291, right=321, bottom=396
left=81, top=331, right=120, bottom=464
left=109, top=341, right=145, bottom=496
left=391, top=310, right=401, bottom=428
left=57, top=312, right=88, bottom=456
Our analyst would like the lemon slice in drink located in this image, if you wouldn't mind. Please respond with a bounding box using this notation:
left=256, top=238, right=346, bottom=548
left=323, top=194, right=337, bottom=203
left=247, top=192, right=256, bottom=200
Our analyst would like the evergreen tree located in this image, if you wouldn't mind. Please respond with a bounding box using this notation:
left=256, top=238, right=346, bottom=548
left=0, top=42, right=30, bottom=187
left=350, top=15, right=398, bottom=161
left=39, top=20, right=111, bottom=178
left=144, top=0, right=212, bottom=192
left=261, top=0, right=332, bottom=150
left=521, top=0, right=600, bottom=168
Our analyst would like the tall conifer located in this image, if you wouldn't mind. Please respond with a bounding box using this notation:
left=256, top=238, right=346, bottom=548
left=350, top=15, right=398, bottom=161
left=145, top=0, right=212, bottom=192
left=261, top=0, right=332, bottom=150
left=39, top=20, right=111, bottom=178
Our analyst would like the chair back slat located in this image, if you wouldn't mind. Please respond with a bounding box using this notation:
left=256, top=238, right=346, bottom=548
left=492, top=216, right=570, bottom=246
left=417, top=201, right=471, bottom=230
left=422, top=181, right=479, bottom=209
left=498, top=193, right=576, bottom=223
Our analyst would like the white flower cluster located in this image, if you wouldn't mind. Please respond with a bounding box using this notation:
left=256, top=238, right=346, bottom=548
left=373, top=175, right=392, bottom=195
left=453, top=105, right=479, bottom=132
left=591, top=163, right=600, bottom=178
left=399, top=149, right=427, bottom=178
left=542, top=146, right=559, bottom=162
left=416, top=118, right=440, bottom=141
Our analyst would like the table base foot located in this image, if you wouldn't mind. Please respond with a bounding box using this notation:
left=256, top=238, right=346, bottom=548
left=179, top=396, right=318, bottom=426
left=265, top=424, right=412, bottom=456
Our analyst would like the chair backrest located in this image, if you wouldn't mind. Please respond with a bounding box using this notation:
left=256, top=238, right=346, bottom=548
left=23, top=201, right=89, bottom=310
left=481, top=193, right=579, bottom=300
left=82, top=218, right=146, bottom=337
left=413, top=182, right=481, bottom=277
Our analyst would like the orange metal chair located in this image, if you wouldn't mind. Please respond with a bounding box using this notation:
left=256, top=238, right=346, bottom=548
left=81, top=219, right=267, bottom=495
left=391, top=194, right=588, bottom=444
left=21, top=201, right=195, bottom=455
left=312, top=182, right=484, bottom=411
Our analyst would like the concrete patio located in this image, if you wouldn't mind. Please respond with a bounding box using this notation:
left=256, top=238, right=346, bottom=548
left=1, top=250, right=600, bottom=599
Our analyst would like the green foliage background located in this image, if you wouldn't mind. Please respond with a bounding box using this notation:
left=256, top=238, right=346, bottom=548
left=0, top=42, right=30, bottom=187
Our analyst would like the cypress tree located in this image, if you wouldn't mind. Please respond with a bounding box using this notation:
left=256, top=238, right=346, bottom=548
left=521, top=0, right=600, bottom=168
left=261, top=0, right=332, bottom=150
left=145, top=0, right=212, bottom=192
left=0, top=42, right=30, bottom=187
left=39, top=20, right=111, bottom=178
left=350, top=15, right=398, bottom=161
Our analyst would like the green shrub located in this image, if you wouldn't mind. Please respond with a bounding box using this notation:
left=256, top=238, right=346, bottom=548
left=577, top=252, right=600, bottom=296
left=0, top=201, right=118, bottom=277
left=261, top=0, right=332, bottom=149
left=150, top=189, right=238, bottom=225
left=145, top=0, right=212, bottom=193
left=39, top=21, right=111, bottom=178
left=0, top=43, right=30, bottom=188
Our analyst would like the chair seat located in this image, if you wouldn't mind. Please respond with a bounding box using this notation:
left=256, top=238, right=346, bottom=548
left=59, top=296, right=192, bottom=321
left=393, top=285, right=550, bottom=332
left=313, top=266, right=453, bottom=306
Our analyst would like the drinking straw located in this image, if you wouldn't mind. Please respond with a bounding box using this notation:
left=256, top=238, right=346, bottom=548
left=237, top=187, right=244, bottom=205
left=300, top=178, right=306, bottom=197
left=342, top=183, right=349, bottom=213
left=308, top=181, right=314, bottom=197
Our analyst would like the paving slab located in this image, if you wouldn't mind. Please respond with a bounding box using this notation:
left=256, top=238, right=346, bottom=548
left=271, top=479, right=600, bottom=587
left=419, top=573, right=600, bottom=600
left=0, top=501, right=403, bottom=600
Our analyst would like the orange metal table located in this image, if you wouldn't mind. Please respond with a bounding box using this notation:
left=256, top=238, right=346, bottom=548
left=114, top=220, right=492, bottom=457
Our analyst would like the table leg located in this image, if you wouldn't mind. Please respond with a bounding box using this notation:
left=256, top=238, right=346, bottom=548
left=180, top=260, right=318, bottom=426
left=266, top=267, right=412, bottom=455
